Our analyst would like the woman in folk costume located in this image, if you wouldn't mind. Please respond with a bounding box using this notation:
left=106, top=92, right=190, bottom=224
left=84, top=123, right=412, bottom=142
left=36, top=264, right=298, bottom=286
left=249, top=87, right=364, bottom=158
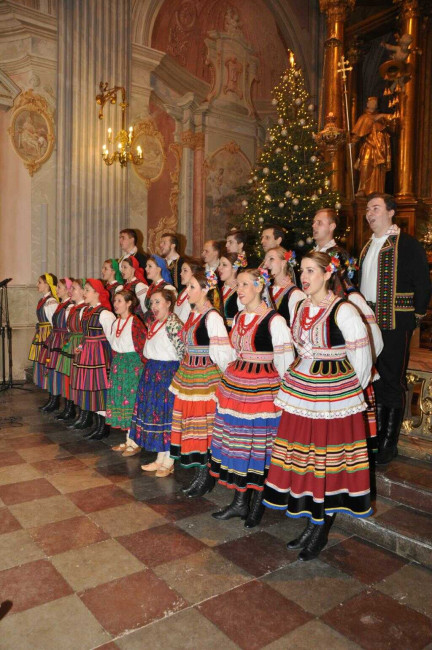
left=106, top=290, right=146, bottom=457
left=42, top=278, right=74, bottom=414
left=264, top=247, right=306, bottom=326
left=174, top=258, right=203, bottom=324
left=129, top=288, right=185, bottom=476
left=170, top=270, right=234, bottom=497
left=119, top=257, right=148, bottom=321
left=57, top=280, right=86, bottom=424
left=71, top=279, right=115, bottom=440
left=209, top=268, right=294, bottom=528
left=218, top=251, right=247, bottom=332
left=263, top=251, right=373, bottom=561
left=339, top=256, right=383, bottom=445
left=143, top=255, right=176, bottom=327
left=101, top=259, right=123, bottom=307
left=29, top=273, right=58, bottom=410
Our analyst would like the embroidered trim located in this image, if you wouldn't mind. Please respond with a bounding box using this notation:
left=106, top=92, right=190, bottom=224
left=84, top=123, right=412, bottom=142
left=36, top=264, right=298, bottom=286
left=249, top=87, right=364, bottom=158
left=394, top=292, right=414, bottom=311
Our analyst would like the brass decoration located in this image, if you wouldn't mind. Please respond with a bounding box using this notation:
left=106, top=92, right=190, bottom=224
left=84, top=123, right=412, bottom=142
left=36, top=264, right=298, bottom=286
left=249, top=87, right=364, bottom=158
left=319, top=0, right=355, bottom=22
left=8, top=90, right=55, bottom=176
left=147, top=142, right=182, bottom=254
left=132, top=120, right=166, bottom=189
left=402, top=371, right=432, bottom=440
left=181, top=130, right=205, bottom=151
left=315, top=112, right=346, bottom=160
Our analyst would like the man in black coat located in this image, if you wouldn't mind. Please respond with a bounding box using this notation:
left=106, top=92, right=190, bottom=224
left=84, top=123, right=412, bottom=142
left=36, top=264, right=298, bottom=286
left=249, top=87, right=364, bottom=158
left=359, top=192, right=431, bottom=464
left=118, top=228, right=148, bottom=270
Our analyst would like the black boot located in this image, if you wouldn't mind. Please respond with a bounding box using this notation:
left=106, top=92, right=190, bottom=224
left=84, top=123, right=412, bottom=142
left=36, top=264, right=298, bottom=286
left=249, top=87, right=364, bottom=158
left=181, top=467, right=200, bottom=495
left=39, top=393, right=54, bottom=413
left=66, top=407, right=82, bottom=429
left=55, top=399, right=69, bottom=420
left=39, top=393, right=52, bottom=411
left=244, top=490, right=265, bottom=528
left=57, top=400, right=76, bottom=422
left=375, top=403, right=389, bottom=443
left=376, top=407, right=404, bottom=465
left=212, top=490, right=250, bottom=520
left=187, top=465, right=215, bottom=498
left=298, top=514, right=335, bottom=561
left=43, top=394, right=61, bottom=413
left=70, top=410, right=93, bottom=430
left=87, top=415, right=110, bottom=440
left=83, top=413, right=100, bottom=438
left=286, top=518, right=316, bottom=550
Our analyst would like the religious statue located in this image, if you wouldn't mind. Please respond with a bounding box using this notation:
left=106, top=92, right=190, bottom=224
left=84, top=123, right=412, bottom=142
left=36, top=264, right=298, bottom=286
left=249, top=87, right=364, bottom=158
left=379, top=33, right=413, bottom=94
left=351, top=97, right=393, bottom=197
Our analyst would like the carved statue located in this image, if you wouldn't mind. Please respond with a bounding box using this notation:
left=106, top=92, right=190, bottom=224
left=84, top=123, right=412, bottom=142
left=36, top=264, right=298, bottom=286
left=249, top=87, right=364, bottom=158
left=224, top=8, right=243, bottom=37
left=380, top=33, right=413, bottom=94
left=351, top=97, right=393, bottom=197
left=381, top=33, right=413, bottom=63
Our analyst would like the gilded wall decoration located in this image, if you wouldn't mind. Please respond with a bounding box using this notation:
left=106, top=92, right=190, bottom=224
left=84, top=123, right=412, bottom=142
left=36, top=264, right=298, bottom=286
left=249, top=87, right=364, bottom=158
left=204, top=143, right=251, bottom=241
left=8, top=90, right=55, bottom=176
left=132, top=119, right=166, bottom=189
left=147, top=143, right=183, bottom=253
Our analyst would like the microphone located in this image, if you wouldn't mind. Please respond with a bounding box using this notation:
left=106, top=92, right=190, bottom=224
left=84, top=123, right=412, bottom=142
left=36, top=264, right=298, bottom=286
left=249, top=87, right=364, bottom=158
left=0, top=278, right=12, bottom=288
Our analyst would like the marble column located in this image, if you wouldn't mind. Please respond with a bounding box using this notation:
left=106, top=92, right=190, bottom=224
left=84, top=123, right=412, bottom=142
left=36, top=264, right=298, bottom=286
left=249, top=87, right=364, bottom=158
left=56, top=0, right=131, bottom=277
left=192, top=133, right=205, bottom=258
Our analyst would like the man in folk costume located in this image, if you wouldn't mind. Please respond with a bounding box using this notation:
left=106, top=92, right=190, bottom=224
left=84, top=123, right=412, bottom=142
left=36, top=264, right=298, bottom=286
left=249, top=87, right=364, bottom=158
left=159, top=232, right=184, bottom=291
left=359, top=192, right=431, bottom=465
left=119, top=228, right=148, bottom=270
left=313, top=207, right=354, bottom=296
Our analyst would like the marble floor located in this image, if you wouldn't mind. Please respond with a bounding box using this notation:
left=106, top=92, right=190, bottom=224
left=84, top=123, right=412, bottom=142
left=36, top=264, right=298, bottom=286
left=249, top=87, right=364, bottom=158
left=1, top=386, right=432, bottom=650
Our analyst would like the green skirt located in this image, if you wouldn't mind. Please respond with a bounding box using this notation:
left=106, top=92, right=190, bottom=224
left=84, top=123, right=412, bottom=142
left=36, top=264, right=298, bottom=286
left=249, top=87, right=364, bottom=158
left=56, top=332, right=82, bottom=376
left=106, top=351, right=144, bottom=430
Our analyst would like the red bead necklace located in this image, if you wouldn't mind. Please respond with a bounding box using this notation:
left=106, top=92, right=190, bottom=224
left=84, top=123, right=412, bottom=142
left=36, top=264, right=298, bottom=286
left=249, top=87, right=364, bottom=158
left=299, top=305, right=325, bottom=331
left=236, top=312, right=260, bottom=337
left=147, top=317, right=167, bottom=340
left=115, top=313, right=133, bottom=337
left=82, top=305, right=100, bottom=320
left=176, top=289, right=188, bottom=306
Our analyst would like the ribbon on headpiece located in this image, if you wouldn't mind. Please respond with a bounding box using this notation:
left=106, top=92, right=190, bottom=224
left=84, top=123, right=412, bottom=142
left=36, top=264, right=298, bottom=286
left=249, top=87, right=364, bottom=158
left=128, top=256, right=148, bottom=285
left=205, top=270, right=219, bottom=290
left=152, top=254, right=173, bottom=285
left=255, top=267, right=271, bottom=288
left=86, top=278, right=112, bottom=311
left=63, top=277, right=73, bottom=298
left=284, top=250, right=297, bottom=267
left=110, top=259, right=123, bottom=284
left=344, top=257, right=359, bottom=280
left=325, top=255, right=341, bottom=275
left=232, top=252, right=248, bottom=272
left=45, top=273, right=59, bottom=302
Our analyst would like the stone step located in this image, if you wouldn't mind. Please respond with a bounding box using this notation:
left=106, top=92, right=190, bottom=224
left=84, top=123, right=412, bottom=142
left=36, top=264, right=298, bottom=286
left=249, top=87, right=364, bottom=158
left=337, top=497, right=432, bottom=570
left=374, top=456, right=432, bottom=515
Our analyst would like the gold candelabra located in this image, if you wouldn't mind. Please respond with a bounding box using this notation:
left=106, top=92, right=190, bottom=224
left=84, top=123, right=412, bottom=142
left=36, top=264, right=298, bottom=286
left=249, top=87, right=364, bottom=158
left=96, top=82, right=143, bottom=168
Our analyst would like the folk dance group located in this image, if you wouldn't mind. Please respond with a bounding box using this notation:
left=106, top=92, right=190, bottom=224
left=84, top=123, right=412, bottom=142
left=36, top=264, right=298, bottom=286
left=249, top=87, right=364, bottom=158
left=29, top=193, right=430, bottom=562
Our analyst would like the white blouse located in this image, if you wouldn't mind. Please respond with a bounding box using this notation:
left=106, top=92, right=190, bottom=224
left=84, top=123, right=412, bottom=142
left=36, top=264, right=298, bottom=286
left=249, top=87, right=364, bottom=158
left=97, top=306, right=116, bottom=338
left=107, top=316, right=135, bottom=353
left=234, top=310, right=294, bottom=379
left=272, top=285, right=306, bottom=314
left=115, top=279, right=148, bottom=313
left=348, top=292, right=383, bottom=362
left=43, top=293, right=58, bottom=325
left=196, top=310, right=235, bottom=373
left=333, top=302, right=372, bottom=389
left=174, top=289, right=191, bottom=324
left=144, top=324, right=182, bottom=362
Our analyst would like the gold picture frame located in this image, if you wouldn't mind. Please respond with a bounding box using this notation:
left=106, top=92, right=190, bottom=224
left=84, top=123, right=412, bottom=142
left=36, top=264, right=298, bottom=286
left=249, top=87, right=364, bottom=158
left=8, top=90, right=55, bottom=176
left=132, top=119, right=166, bottom=189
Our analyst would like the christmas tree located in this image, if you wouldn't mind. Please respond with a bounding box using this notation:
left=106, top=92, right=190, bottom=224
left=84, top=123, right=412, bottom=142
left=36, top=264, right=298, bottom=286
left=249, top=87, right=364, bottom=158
left=235, top=51, right=341, bottom=255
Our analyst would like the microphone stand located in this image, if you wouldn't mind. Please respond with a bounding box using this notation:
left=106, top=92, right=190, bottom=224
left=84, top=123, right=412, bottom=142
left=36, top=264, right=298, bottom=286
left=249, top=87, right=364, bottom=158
left=0, top=279, right=33, bottom=393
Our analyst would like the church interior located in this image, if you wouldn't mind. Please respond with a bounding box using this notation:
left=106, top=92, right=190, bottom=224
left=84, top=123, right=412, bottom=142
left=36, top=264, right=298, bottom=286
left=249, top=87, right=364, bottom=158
left=0, top=0, right=432, bottom=648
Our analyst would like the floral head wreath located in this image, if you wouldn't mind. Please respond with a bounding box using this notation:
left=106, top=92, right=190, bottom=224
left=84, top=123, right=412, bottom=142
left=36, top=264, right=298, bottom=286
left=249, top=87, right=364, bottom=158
left=255, top=267, right=271, bottom=288
left=284, top=250, right=297, bottom=267
left=325, top=255, right=340, bottom=275
left=205, top=270, right=218, bottom=290
left=232, top=252, right=248, bottom=271
left=45, top=273, right=59, bottom=302
left=345, top=257, right=359, bottom=280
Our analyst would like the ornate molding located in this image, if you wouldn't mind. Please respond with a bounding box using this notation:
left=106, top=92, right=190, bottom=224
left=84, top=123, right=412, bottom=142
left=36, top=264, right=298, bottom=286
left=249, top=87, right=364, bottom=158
left=132, top=119, right=166, bottom=189
left=319, top=0, right=356, bottom=22
left=147, top=142, right=183, bottom=253
left=394, top=0, right=421, bottom=19
left=181, top=130, right=205, bottom=150
left=8, top=89, right=55, bottom=176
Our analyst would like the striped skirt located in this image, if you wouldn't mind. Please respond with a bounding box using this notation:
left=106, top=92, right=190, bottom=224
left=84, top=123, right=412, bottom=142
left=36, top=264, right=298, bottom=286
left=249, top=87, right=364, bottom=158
left=170, top=355, right=222, bottom=467
left=71, top=336, right=111, bottom=412
left=29, top=322, right=51, bottom=390
left=129, top=359, right=179, bottom=451
left=106, top=351, right=143, bottom=430
left=209, top=360, right=282, bottom=492
left=263, top=411, right=372, bottom=524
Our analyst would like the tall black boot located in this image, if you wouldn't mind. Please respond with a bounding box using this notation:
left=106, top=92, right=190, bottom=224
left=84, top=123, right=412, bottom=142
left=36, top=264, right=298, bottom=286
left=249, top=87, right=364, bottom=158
left=39, top=393, right=52, bottom=411
left=298, top=514, right=335, bottom=562
left=244, top=490, right=265, bottom=528
left=66, top=407, right=82, bottom=429
left=87, top=415, right=110, bottom=440
left=182, top=467, right=200, bottom=495
left=375, top=403, right=389, bottom=445
left=83, top=413, right=100, bottom=438
left=286, top=519, right=316, bottom=550
left=212, top=490, right=250, bottom=520
left=71, top=410, right=93, bottom=430
left=55, top=399, right=69, bottom=420
left=376, top=407, right=404, bottom=465
left=56, top=400, right=76, bottom=422
left=43, top=394, right=61, bottom=413
left=187, top=465, right=215, bottom=498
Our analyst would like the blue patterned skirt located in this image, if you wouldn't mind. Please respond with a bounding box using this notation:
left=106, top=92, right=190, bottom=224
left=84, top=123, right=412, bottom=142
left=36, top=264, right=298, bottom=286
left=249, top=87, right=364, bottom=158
left=129, top=359, right=179, bottom=451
